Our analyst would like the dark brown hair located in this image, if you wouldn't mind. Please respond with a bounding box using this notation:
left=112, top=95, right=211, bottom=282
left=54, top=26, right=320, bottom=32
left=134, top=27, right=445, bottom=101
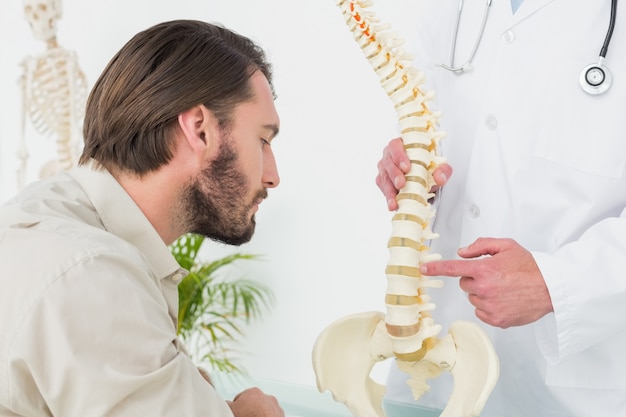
left=79, top=19, right=274, bottom=174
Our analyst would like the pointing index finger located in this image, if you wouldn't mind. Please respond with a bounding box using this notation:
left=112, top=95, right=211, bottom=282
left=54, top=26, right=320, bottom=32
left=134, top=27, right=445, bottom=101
left=420, top=258, right=477, bottom=278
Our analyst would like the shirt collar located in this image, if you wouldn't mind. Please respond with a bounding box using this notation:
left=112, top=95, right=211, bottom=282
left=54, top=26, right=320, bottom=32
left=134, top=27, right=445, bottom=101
left=68, top=161, right=185, bottom=281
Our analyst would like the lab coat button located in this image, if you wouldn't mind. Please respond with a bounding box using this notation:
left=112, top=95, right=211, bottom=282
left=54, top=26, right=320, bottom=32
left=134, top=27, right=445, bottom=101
left=502, top=30, right=515, bottom=44
left=171, top=272, right=184, bottom=283
left=485, top=115, right=498, bottom=130
left=468, top=204, right=481, bottom=218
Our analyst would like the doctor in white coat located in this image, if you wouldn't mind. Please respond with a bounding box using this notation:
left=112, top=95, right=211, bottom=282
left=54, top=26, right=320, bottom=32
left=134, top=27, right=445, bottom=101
left=377, top=0, right=626, bottom=416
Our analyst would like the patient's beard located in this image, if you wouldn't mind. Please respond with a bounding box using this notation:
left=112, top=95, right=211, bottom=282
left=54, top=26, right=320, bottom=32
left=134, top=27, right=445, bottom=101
left=181, top=137, right=265, bottom=246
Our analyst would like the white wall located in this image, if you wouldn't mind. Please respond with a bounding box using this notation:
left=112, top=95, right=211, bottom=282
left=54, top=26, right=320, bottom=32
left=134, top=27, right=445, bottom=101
left=0, top=0, right=423, bottom=393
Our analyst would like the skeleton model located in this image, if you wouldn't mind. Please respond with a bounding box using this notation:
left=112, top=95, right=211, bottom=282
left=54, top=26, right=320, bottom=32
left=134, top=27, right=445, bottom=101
left=313, top=2, right=499, bottom=416
left=18, top=0, right=88, bottom=189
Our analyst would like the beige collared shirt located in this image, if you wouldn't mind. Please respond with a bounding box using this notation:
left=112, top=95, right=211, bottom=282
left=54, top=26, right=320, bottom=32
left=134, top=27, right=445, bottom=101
left=0, top=164, right=234, bottom=417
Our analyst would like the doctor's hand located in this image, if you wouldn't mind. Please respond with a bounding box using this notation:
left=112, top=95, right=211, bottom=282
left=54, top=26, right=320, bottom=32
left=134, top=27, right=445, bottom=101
left=420, top=237, right=554, bottom=328
left=228, top=387, right=284, bottom=417
left=376, top=137, right=452, bottom=211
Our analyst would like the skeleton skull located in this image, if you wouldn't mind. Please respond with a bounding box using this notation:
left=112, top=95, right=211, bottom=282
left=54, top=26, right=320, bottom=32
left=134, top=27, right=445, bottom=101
left=23, top=0, right=63, bottom=42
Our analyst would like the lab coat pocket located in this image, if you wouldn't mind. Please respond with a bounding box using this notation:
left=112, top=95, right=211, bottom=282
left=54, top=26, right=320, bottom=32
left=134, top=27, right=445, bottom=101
left=534, top=78, right=626, bottom=180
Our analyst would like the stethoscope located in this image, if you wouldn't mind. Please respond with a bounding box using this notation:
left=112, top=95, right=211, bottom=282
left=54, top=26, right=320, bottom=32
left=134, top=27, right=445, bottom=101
left=580, top=0, right=618, bottom=94
left=440, top=0, right=618, bottom=95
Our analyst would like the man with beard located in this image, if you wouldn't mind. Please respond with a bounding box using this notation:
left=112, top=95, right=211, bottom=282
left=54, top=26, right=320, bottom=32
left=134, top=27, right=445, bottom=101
left=0, top=20, right=283, bottom=417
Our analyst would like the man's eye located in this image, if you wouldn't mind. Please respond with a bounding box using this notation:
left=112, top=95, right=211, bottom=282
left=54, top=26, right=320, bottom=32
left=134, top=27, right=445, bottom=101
left=260, top=138, right=270, bottom=147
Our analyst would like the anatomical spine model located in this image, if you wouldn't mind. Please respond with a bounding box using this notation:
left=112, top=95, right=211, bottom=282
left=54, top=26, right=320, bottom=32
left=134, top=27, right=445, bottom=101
left=18, top=0, right=88, bottom=189
left=312, top=1, right=499, bottom=416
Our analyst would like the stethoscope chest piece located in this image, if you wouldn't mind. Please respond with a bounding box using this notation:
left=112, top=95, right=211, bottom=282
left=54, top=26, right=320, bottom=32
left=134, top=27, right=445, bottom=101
left=579, top=61, right=613, bottom=95
left=578, top=0, right=617, bottom=95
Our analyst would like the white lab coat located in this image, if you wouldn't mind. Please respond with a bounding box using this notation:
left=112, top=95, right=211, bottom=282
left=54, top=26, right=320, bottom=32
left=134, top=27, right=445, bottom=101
left=384, top=1, right=626, bottom=416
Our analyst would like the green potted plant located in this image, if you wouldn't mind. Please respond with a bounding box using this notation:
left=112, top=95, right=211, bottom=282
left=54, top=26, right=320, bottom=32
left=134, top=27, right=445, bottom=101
left=170, top=233, right=274, bottom=374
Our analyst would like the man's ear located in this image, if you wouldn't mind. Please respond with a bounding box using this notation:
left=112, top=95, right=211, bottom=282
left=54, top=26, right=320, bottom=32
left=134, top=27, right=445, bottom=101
left=177, top=105, right=217, bottom=154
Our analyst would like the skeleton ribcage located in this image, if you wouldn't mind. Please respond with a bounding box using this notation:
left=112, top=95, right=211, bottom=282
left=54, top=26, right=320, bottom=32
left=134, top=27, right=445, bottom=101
left=22, top=48, right=87, bottom=169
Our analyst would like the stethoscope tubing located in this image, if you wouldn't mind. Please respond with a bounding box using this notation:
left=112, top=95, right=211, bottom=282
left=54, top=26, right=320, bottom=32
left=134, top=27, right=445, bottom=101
left=601, top=0, right=618, bottom=58
left=441, top=0, right=492, bottom=73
